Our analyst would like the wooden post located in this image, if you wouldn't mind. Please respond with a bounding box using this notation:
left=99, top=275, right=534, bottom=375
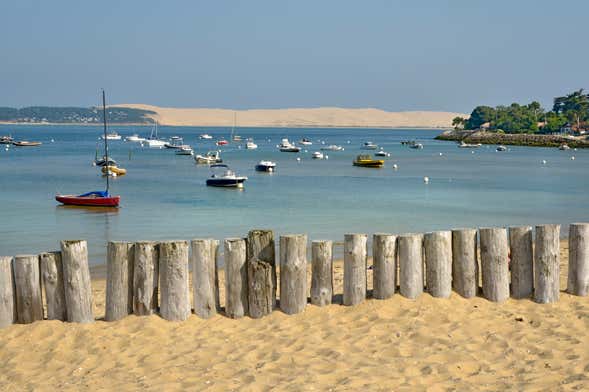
left=191, top=239, right=219, bottom=319
left=159, top=240, right=190, bottom=321
left=133, top=241, right=159, bottom=316
left=60, top=240, right=94, bottom=323
left=372, top=234, right=396, bottom=300
left=424, top=231, right=452, bottom=298
left=247, top=258, right=273, bottom=318
left=224, top=238, right=248, bottom=318
left=13, top=255, right=43, bottom=324
left=568, top=223, right=589, bottom=296
left=311, top=240, right=333, bottom=306
left=247, top=230, right=276, bottom=308
left=398, top=234, right=424, bottom=299
left=451, top=228, right=478, bottom=298
left=279, top=234, right=307, bottom=314
left=479, top=228, right=509, bottom=302
left=0, top=256, right=16, bottom=328
left=509, top=226, right=534, bottom=299
left=40, top=251, right=67, bottom=321
left=105, top=241, right=134, bottom=321
left=343, top=234, right=367, bottom=306
left=534, top=224, right=560, bottom=304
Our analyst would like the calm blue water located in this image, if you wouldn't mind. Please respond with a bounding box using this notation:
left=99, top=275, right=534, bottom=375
left=0, top=124, right=587, bottom=264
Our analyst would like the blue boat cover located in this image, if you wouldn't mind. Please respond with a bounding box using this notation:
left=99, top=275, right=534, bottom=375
left=77, top=190, right=109, bottom=197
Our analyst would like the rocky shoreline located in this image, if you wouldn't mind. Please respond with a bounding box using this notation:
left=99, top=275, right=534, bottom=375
left=436, top=130, right=589, bottom=148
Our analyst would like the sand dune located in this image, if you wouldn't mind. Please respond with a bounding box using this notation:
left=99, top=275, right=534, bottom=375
left=0, top=240, right=587, bottom=390
left=116, top=104, right=465, bottom=128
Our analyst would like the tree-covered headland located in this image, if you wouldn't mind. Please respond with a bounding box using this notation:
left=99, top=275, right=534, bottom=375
left=0, top=106, right=155, bottom=124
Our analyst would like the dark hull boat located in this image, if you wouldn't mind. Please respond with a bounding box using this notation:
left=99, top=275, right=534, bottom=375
left=206, top=164, right=247, bottom=188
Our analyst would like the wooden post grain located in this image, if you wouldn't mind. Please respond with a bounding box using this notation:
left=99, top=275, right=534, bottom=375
left=13, top=255, right=43, bottom=324
left=479, top=228, right=509, bottom=302
left=311, top=240, right=333, bottom=306
left=247, top=258, right=273, bottom=318
left=0, top=256, right=16, bottom=328
left=279, top=234, right=307, bottom=314
left=568, top=223, right=589, bottom=296
left=424, top=231, right=452, bottom=298
left=451, top=228, right=478, bottom=298
left=40, top=251, right=67, bottom=321
left=133, top=241, right=159, bottom=315
left=247, top=229, right=276, bottom=308
left=509, top=226, right=534, bottom=299
left=398, top=233, right=424, bottom=299
left=105, top=241, right=134, bottom=321
left=159, top=240, right=190, bottom=321
left=224, top=238, right=248, bottom=318
left=372, top=234, right=396, bottom=300
left=60, top=240, right=93, bottom=323
left=191, top=239, right=219, bottom=319
left=343, top=234, right=367, bottom=306
left=534, top=224, right=560, bottom=304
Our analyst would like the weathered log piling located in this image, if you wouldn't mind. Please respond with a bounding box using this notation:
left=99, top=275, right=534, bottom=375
left=424, top=231, right=452, bottom=298
left=191, top=239, right=219, bottom=319
left=509, top=226, right=534, bottom=299
left=60, top=240, right=94, bottom=323
left=568, top=223, right=589, bottom=296
left=534, top=224, right=560, bottom=304
left=40, top=251, right=67, bottom=321
left=1, top=222, right=586, bottom=326
left=479, top=228, right=509, bottom=302
left=398, top=233, right=424, bottom=299
left=372, top=234, right=396, bottom=300
left=279, top=234, right=307, bottom=314
left=451, top=228, right=478, bottom=298
left=311, top=240, right=333, bottom=306
left=343, top=234, right=367, bottom=306
left=159, top=241, right=190, bottom=321
left=105, top=241, right=134, bottom=321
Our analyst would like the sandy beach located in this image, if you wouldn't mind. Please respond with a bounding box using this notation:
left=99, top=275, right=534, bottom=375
left=0, top=239, right=587, bottom=391
left=115, top=104, right=466, bottom=128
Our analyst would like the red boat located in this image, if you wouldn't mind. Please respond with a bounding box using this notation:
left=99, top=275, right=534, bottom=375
left=55, top=192, right=120, bottom=207
left=216, top=139, right=228, bottom=146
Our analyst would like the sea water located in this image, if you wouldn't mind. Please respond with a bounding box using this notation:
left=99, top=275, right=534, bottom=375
left=0, top=124, right=587, bottom=264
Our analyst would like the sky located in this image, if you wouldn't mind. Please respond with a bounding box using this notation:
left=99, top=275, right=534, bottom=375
left=0, top=0, right=587, bottom=113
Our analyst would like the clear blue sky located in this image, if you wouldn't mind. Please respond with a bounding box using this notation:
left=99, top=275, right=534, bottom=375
left=0, top=0, right=587, bottom=112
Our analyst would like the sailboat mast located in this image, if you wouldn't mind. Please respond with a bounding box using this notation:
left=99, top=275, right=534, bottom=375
left=102, top=90, right=109, bottom=193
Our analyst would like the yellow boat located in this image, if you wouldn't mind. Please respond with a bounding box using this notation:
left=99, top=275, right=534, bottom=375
left=101, top=165, right=127, bottom=176
left=353, top=154, right=384, bottom=168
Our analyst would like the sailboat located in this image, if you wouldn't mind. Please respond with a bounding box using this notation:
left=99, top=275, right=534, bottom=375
left=55, top=90, right=121, bottom=207
left=144, top=121, right=166, bottom=148
left=231, top=112, right=242, bottom=141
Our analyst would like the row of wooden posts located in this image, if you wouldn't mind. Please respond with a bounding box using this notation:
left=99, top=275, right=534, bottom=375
left=1, top=223, right=588, bottom=327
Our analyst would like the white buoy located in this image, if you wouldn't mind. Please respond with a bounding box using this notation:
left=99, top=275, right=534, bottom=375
left=325, top=155, right=329, bottom=160
left=439, top=152, right=443, bottom=156
left=392, top=164, right=398, bottom=170
left=542, top=160, right=547, bottom=165
left=51, top=139, right=55, bottom=143
left=471, top=151, right=475, bottom=154
left=571, top=156, right=575, bottom=160
left=321, top=141, right=325, bottom=145
left=424, top=176, right=429, bottom=184
left=347, top=140, right=351, bottom=144
left=304, top=150, right=308, bottom=153
left=296, top=157, right=301, bottom=162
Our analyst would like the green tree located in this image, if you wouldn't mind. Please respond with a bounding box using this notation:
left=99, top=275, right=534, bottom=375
left=465, top=106, right=495, bottom=130
left=452, top=116, right=466, bottom=130
left=553, top=89, right=589, bottom=130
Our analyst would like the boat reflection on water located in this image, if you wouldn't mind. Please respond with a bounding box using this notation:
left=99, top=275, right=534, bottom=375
left=56, top=204, right=120, bottom=214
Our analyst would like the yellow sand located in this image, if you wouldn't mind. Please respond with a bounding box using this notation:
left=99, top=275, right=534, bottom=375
left=115, top=104, right=466, bottom=128
left=1, top=240, right=588, bottom=391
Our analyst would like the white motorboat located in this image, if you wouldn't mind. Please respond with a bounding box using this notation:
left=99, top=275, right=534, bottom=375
left=458, top=141, right=482, bottom=148
left=175, top=145, right=194, bottom=155
left=299, top=138, right=313, bottom=146
left=200, top=134, right=213, bottom=140
left=255, top=160, right=276, bottom=172
left=362, top=141, right=378, bottom=150
left=194, top=150, right=222, bottom=164
left=278, top=138, right=301, bottom=152
left=375, top=149, right=390, bottom=157
left=144, top=122, right=166, bottom=148
left=102, top=131, right=122, bottom=140
left=320, top=144, right=344, bottom=151
left=559, top=143, right=571, bottom=150
left=165, top=136, right=184, bottom=149
left=126, top=133, right=145, bottom=142
left=312, top=151, right=324, bottom=159
left=409, top=142, right=424, bottom=149
left=206, top=164, right=247, bottom=188
left=496, top=145, right=507, bottom=152
left=245, top=138, right=258, bottom=149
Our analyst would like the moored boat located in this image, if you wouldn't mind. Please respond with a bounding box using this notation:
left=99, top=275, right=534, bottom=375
left=200, top=133, right=213, bottom=140
left=206, top=164, right=247, bottom=188
left=126, top=134, right=145, bottom=142
left=299, top=138, right=313, bottom=146
left=144, top=122, right=166, bottom=148
left=496, top=145, right=507, bottom=152
left=255, top=160, right=276, bottom=172
left=312, top=151, right=324, bottom=159
left=353, top=154, right=384, bottom=168
left=175, top=145, right=194, bottom=155
left=94, top=156, right=117, bottom=167
left=164, top=136, right=184, bottom=149
left=375, top=149, right=390, bottom=157
left=12, top=140, right=42, bottom=147
left=101, top=165, right=127, bottom=176
left=278, top=138, right=301, bottom=152
left=56, top=191, right=120, bottom=207
left=194, top=150, right=222, bottom=164
left=0, top=135, right=14, bottom=144
left=362, top=141, right=378, bottom=150
left=216, top=139, right=229, bottom=146
left=559, top=143, right=571, bottom=150
left=320, top=144, right=344, bottom=151
left=458, top=141, right=482, bottom=148
left=409, top=142, right=424, bottom=149
left=245, top=138, right=258, bottom=149
left=102, top=131, right=122, bottom=140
